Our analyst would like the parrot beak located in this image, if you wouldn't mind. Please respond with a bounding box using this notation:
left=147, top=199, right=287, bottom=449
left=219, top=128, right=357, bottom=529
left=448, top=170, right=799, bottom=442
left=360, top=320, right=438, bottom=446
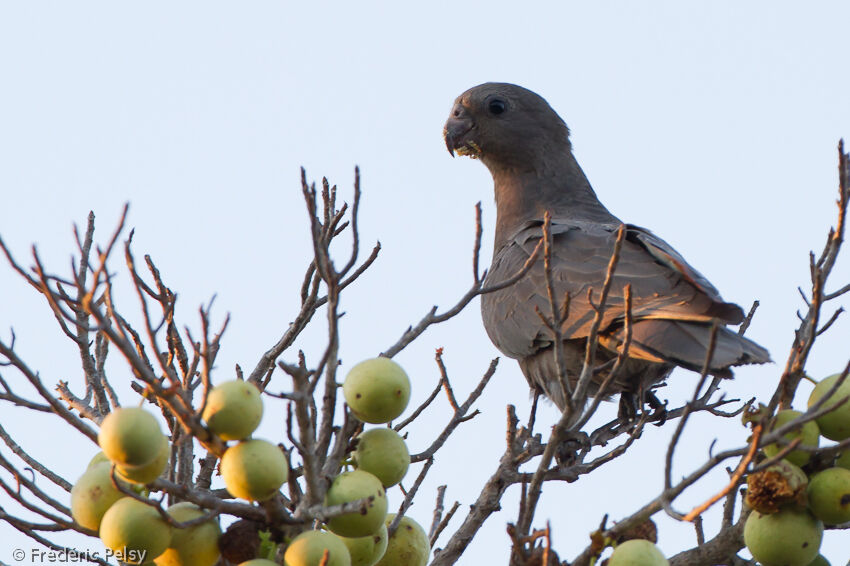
left=444, top=107, right=476, bottom=158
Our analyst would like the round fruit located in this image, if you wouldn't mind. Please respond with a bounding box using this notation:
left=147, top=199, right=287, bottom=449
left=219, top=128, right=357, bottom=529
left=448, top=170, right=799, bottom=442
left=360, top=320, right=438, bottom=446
left=808, top=374, right=850, bottom=441
left=154, top=502, right=221, bottom=566
left=353, top=428, right=410, bottom=488
left=745, top=460, right=808, bottom=513
left=283, top=530, right=351, bottom=566
left=343, top=358, right=410, bottom=424
left=608, top=539, right=669, bottom=566
left=99, top=407, right=166, bottom=467
left=374, top=514, right=429, bottom=566
left=202, top=380, right=264, bottom=441
left=99, top=497, right=172, bottom=564
left=87, top=451, right=110, bottom=469
left=71, top=461, right=128, bottom=531
left=808, top=555, right=831, bottom=566
left=744, top=508, right=823, bottom=566
left=119, top=434, right=170, bottom=485
left=221, top=439, right=288, bottom=501
left=338, top=524, right=388, bottom=566
left=763, top=409, right=820, bottom=467
left=837, top=451, right=850, bottom=470
left=325, top=470, right=388, bottom=538
left=807, top=467, right=850, bottom=524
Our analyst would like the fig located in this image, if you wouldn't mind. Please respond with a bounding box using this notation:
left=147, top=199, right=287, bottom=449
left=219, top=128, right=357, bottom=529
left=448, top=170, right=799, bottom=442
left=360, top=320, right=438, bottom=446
left=374, top=514, right=429, bottom=566
left=338, top=524, right=388, bottom=566
left=118, top=434, right=170, bottom=485
left=744, top=508, right=823, bottom=566
left=343, top=358, right=410, bottom=424
left=99, top=497, right=172, bottom=564
left=202, top=379, right=264, bottom=441
left=283, top=530, right=351, bottom=566
left=221, top=439, right=288, bottom=501
left=153, top=502, right=221, bottom=566
left=807, top=467, right=850, bottom=524
left=808, top=373, right=850, bottom=441
left=70, top=461, right=128, bottom=530
left=607, top=539, right=668, bottom=566
left=325, top=470, right=387, bottom=537
left=353, top=428, right=410, bottom=488
left=745, top=460, right=808, bottom=513
left=763, top=410, right=820, bottom=467
left=99, top=407, right=166, bottom=467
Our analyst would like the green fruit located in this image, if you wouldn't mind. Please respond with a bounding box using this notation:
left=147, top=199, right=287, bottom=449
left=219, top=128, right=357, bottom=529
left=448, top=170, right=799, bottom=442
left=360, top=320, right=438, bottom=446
left=87, top=451, right=110, bottom=469
left=837, top=451, right=850, bottom=470
left=744, top=508, right=823, bottom=566
left=325, top=470, right=388, bottom=538
left=353, top=428, right=410, bottom=488
left=808, top=555, right=831, bottom=566
left=763, top=410, right=820, bottom=467
left=283, top=530, right=351, bottom=566
left=608, top=539, right=669, bottom=566
left=221, top=439, right=288, bottom=501
left=808, top=374, right=850, bottom=441
left=343, top=358, right=410, bottom=424
left=338, top=524, right=388, bottom=566
left=745, top=460, right=808, bottom=513
left=202, top=380, right=264, bottom=441
left=154, top=502, right=221, bottom=566
left=99, top=407, right=166, bottom=467
left=119, top=434, right=170, bottom=485
left=374, top=514, right=429, bottom=566
left=807, top=467, right=850, bottom=524
left=99, top=497, right=172, bottom=564
left=71, top=461, right=128, bottom=531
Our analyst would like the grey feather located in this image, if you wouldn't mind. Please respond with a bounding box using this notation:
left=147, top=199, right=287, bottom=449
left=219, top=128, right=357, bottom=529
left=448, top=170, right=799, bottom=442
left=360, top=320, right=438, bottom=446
left=445, top=82, right=770, bottom=411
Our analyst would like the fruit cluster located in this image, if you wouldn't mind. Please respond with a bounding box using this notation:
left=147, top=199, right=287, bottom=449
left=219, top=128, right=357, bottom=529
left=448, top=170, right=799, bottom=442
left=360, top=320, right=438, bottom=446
left=743, top=373, right=850, bottom=566
left=69, top=357, right=432, bottom=566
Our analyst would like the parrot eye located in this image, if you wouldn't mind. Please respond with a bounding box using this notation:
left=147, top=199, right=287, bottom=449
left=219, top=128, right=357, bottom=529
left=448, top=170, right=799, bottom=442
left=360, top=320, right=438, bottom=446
left=488, top=99, right=507, bottom=116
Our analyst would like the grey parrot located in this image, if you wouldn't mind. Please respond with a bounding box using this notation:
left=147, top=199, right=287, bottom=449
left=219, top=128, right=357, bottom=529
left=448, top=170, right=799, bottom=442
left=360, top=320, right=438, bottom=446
left=443, top=83, right=770, bottom=412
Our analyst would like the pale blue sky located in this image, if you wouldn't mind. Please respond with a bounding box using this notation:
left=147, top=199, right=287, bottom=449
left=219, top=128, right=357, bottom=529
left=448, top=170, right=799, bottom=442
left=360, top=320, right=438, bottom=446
left=1, top=2, right=849, bottom=564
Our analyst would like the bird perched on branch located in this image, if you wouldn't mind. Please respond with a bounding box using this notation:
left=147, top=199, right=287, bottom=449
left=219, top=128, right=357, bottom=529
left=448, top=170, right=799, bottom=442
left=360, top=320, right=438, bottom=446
left=443, top=83, right=770, bottom=414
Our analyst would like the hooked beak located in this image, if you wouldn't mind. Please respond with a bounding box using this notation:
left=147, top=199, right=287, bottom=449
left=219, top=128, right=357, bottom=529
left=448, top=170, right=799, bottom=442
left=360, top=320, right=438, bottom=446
left=443, top=112, right=476, bottom=158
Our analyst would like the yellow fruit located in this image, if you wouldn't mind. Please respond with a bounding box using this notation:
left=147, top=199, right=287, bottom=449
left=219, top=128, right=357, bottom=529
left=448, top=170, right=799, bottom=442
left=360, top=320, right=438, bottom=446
left=763, top=410, right=820, bottom=467
left=343, top=358, right=410, bottom=424
left=808, top=374, right=850, bottom=441
left=118, top=434, right=170, bottom=485
left=744, top=508, right=823, bottom=566
left=283, top=530, right=351, bottom=566
left=153, top=502, right=221, bottom=566
left=99, top=497, right=172, bottom=564
left=202, top=380, right=264, bottom=441
left=374, top=514, right=429, bottom=566
left=353, top=428, right=410, bottom=488
left=338, top=524, right=388, bottom=566
left=325, top=470, right=387, bottom=538
left=70, top=461, right=128, bottom=531
left=608, top=540, right=669, bottom=565
left=221, top=439, right=288, bottom=501
left=99, top=407, right=166, bottom=467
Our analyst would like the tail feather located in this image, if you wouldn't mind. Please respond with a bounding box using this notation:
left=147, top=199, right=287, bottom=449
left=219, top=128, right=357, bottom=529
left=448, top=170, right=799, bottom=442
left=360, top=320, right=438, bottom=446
left=601, top=319, right=771, bottom=373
